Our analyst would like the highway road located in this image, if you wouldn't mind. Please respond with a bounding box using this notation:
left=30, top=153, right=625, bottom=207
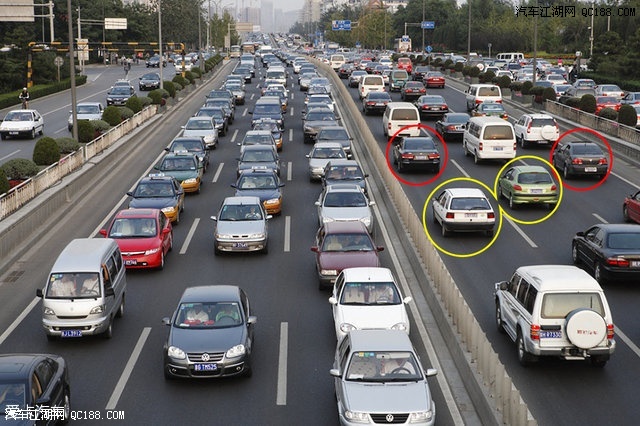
left=1, top=50, right=640, bottom=426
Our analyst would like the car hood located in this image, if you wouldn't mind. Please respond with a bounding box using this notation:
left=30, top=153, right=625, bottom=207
left=324, top=178, right=365, bottom=189
left=113, top=236, right=161, bottom=253
left=169, top=325, right=246, bottom=352
left=183, top=129, right=216, bottom=138
left=216, top=220, right=265, bottom=234
left=107, top=93, right=130, bottom=99
left=337, top=304, right=407, bottom=329
left=69, top=113, right=101, bottom=122
left=341, top=381, right=432, bottom=413
left=304, top=120, right=338, bottom=129
left=161, top=170, right=198, bottom=181
left=309, top=158, right=333, bottom=169
left=234, top=188, right=280, bottom=201
left=129, top=197, right=177, bottom=209
left=318, top=251, right=379, bottom=269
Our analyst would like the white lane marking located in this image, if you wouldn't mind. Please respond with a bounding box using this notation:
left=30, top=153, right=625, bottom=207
left=179, top=218, right=200, bottom=254
left=287, top=161, right=292, bottom=181
left=276, top=322, right=288, bottom=405
left=242, top=108, right=248, bottom=117
left=0, top=297, right=40, bottom=346
left=212, top=162, right=224, bottom=183
left=289, top=107, right=294, bottom=117
left=290, top=92, right=294, bottom=100
left=616, top=329, right=640, bottom=358
left=231, top=129, right=239, bottom=143
left=288, top=128, right=293, bottom=142
left=53, top=128, right=65, bottom=134
left=0, top=150, right=21, bottom=162
left=593, top=213, right=608, bottom=223
left=613, top=171, right=640, bottom=190
left=284, top=216, right=291, bottom=252
left=105, top=327, right=151, bottom=410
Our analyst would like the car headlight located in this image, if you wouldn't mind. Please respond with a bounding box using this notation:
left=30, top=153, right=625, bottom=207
left=264, top=198, right=280, bottom=205
left=107, top=97, right=113, bottom=101
left=409, top=410, right=434, bottom=423
left=167, top=346, right=186, bottom=360
left=226, top=344, right=246, bottom=358
left=90, top=304, right=105, bottom=314
left=248, top=232, right=265, bottom=239
left=43, top=307, right=55, bottom=316
left=216, top=233, right=232, bottom=239
left=144, top=247, right=161, bottom=255
left=322, top=216, right=335, bottom=224
left=162, top=206, right=177, bottom=214
left=183, top=178, right=197, bottom=184
left=339, top=323, right=357, bottom=333
left=360, top=217, right=372, bottom=227
left=344, top=410, right=369, bottom=423
left=320, top=269, right=337, bottom=276
left=391, top=323, right=408, bottom=332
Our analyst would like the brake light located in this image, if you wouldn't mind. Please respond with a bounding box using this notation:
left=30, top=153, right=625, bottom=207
left=401, top=153, right=414, bottom=159
left=606, top=257, right=629, bottom=267
left=388, top=122, right=392, bottom=130
left=572, top=158, right=583, bottom=165
left=513, top=184, right=522, bottom=191
left=479, top=142, right=483, bottom=151
left=598, top=158, right=608, bottom=165
left=488, top=212, right=495, bottom=219
left=526, top=122, right=532, bottom=133
left=445, top=212, right=454, bottom=219
left=496, top=99, right=502, bottom=103
left=446, top=125, right=456, bottom=131
left=607, top=324, right=615, bottom=339
left=475, top=99, right=482, bottom=104
left=530, top=324, right=540, bottom=340
left=551, top=184, right=557, bottom=190
left=428, top=153, right=440, bottom=159
left=366, top=101, right=375, bottom=106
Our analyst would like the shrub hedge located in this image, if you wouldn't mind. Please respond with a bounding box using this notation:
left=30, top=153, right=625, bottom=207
left=0, top=168, right=9, bottom=194
left=32, top=136, right=60, bottom=166
left=0, top=75, right=88, bottom=110
left=55, top=137, right=80, bottom=154
left=579, top=94, right=597, bottom=113
left=618, top=104, right=638, bottom=127
left=102, top=106, right=122, bottom=126
left=0, top=158, right=40, bottom=180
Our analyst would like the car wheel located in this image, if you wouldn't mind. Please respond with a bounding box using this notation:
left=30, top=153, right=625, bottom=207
left=594, top=263, right=605, bottom=284
left=485, top=229, right=494, bottom=237
left=174, top=209, right=180, bottom=225
left=432, top=207, right=438, bottom=224
left=516, top=331, right=535, bottom=367
left=39, top=126, right=44, bottom=136
left=623, top=205, right=630, bottom=222
left=116, top=295, right=125, bottom=318
left=495, top=302, right=506, bottom=334
left=519, top=135, right=528, bottom=149
left=571, top=243, right=580, bottom=264
left=563, top=163, right=571, bottom=179
left=196, top=183, right=201, bottom=194
left=168, top=232, right=173, bottom=251
left=30, top=128, right=36, bottom=139
left=103, top=319, right=113, bottom=339
left=158, top=251, right=165, bottom=270
left=463, top=141, right=469, bottom=157
left=441, top=223, right=449, bottom=237
left=473, top=150, right=480, bottom=164
left=59, top=389, right=71, bottom=424
left=509, top=193, right=516, bottom=209
left=432, top=164, right=440, bottom=174
left=0, top=133, right=6, bottom=140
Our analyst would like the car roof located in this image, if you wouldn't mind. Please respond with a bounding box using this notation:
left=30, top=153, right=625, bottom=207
left=445, top=187, right=488, bottom=198
left=341, top=267, right=394, bottom=282
left=347, top=329, right=414, bottom=352
left=515, top=265, right=603, bottom=292
left=77, top=102, right=103, bottom=107
left=322, top=221, right=369, bottom=233
left=140, top=175, right=176, bottom=183
left=313, top=142, right=344, bottom=149
left=510, top=165, right=550, bottom=173
left=179, top=285, right=242, bottom=304
left=0, top=354, right=60, bottom=380
left=326, top=183, right=363, bottom=192
left=243, top=144, right=277, bottom=152
left=114, top=208, right=159, bottom=219
left=51, top=238, right=118, bottom=272
left=589, top=223, right=640, bottom=233
left=326, top=159, right=361, bottom=168
left=222, top=196, right=261, bottom=206
left=524, top=113, right=554, bottom=119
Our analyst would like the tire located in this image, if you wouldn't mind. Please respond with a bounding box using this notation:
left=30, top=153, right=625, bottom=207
left=571, top=243, right=580, bottom=264
left=566, top=308, right=607, bottom=349
left=516, top=331, right=535, bottom=366
left=103, top=319, right=113, bottom=339
left=30, top=128, right=36, bottom=139
left=473, top=150, right=480, bottom=164
left=498, top=185, right=506, bottom=199
left=509, top=193, right=516, bottom=209
left=168, top=232, right=173, bottom=251
left=519, top=135, right=528, bottom=149
left=441, top=223, right=449, bottom=237
left=60, top=389, right=70, bottom=424
left=174, top=209, right=180, bottom=225
left=563, top=163, right=571, bottom=179
left=486, top=229, right=494, bottom=237
left=623, top=205, right=630, bottom=222
left=39, top=126, right=44, bottom=136
left=0, top=133, right=6, bottom=140
left=158, top=251, right=165, bottom=270
left=116, top=296, right=125, bottom=318
left=496, top=302, right=506, bottom=334
left=397, top=160, right=404, bottom=173
left=463, top=141, right=470, bottom=157
left=594, top=263, right=605, bottom=284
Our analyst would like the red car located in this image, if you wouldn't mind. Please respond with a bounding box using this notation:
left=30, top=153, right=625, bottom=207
left=311, top=221, right=383, bottom=290
left=595, top=96, right=621, bottom=114
left=623, top=190, right=640, bottom=224
left=100, top=208, right=173, bottom=269
left=396, top=57, right=413, bottom=74
left=423, top=71, right=446, bottom=88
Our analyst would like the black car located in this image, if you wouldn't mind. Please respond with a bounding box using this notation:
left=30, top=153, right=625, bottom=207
left=203, top=98, right=235, bottom=124
left=162, top=285, right=256, bottom=379
left=435, top=113, right=471, bottom=142
left=139, top=72, right=161, bottom=91
left=362, top=91, right=392, bottom=115
left=322, top=159, right=368, bottom=194
left=106, top=86, right=136, bottom=106
left=145, top=54, right=166, bottom=67
left=400, top=81, right=427, bottom=101
left=231, top=169, right=285, bottom=215
left=196, top=107, right=229, bottom=136
left=127, top=175, right=185, bottom=224
left=572, top=224, right=640, bottom=284
left=236, top=145, right=280, bottom=177
left=392, top=136, right=441, bottom=173
left=250, top=102, right=284, bottom=129
left=412, top=65, right=430, bottom=81
left=337, top=63, right=354, bottom=79
left=165, top=137, right=210, bottom=173
left=302, top=108, right=340, bottom=143
left=0, top=353, right=70, bottom=424
left=316, top=126, right=353, bottom=157
left=415, top=95, right=449, bottom=118
left=551, top=141, right=608, bottom=179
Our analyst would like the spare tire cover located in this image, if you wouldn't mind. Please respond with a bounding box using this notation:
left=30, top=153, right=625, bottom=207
left=540, top=125, right=558, bottom=141
left=565, top=308, right=607, bottom=349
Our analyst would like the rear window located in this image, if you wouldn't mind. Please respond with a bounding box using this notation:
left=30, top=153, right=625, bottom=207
left=541, top=293, right=604, bottom=319
left=531, top=118, right=556, bottom=127
left=363, top=76, right=382, bottom=85
left=482, top=125, right=513, bottom=140
left=478, top=86, right=501, bottom=97
left=392, top=109, right=418, bottom=120
left=392, top=71, right=409, bottom=79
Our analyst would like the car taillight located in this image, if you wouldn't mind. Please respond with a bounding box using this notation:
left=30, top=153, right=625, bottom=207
left=530, top=324, right=540, bottom=340
left=572, top=158, right=583, bottom=165
left=526, top=122, right=532, bottom=133
left=401, top=153, right=414, bottom=159
left=428, top=153, right=440, bottom=159
left=551, top=184, right=557, bottom=190
left=447, top=125, right=456, bottom=131
left=606, top=257, right=629, bottom=267
left=445, top=212, right=454, bottom=219
left=479, top=142, right=483, bottom=151
left=366, top=101, right=375, bottom=106
left=488, top=212, right=495, bottom=219
left=475, top=99, right=482, bottom=104
left=513, top=184, right=522, bottom=190
left=443, top=104, right=448, bottom=109
left=598, top=158, right=608, bottom=165
left=496, top=99, right=502, bottom=103
left=607, top=324, right=615, bottom=339
left=388, top=122, right=392, bottom=130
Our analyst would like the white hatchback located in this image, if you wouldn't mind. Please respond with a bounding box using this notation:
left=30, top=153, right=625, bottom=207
left=432, top=187, right=495, bottom=237
left=0, top=109, right=44, bottom=140
left=329, top=267, right=412, bottom=341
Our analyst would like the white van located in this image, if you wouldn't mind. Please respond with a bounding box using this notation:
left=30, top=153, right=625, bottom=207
left=382, top=102, right=421, bottom=138
left=37, top=238, right=127, bottom=340
left=329, top=54, right=346, bottom=71
left=465, top=84, right=503, bottom=111
left=358, top=74, right=385, bottom=99
left=495, top=52, right=525, bottom=64
left=265, top=67, right=287, bottom=87
left=463, top=116, right=516, bottom=163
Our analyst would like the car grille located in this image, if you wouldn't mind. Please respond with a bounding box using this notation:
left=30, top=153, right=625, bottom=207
left=370, top=413, right=409, bottom=424
left=187, top=351, right=224, bottom=363
left=123, top=250, right=145, bottom=256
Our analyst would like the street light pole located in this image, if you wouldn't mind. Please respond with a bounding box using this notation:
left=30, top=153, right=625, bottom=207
left=589, top=2, right=595, bottom=58
left=422, top=0, right=425, bottom=53
left=158, top=0, right=163, bottom=90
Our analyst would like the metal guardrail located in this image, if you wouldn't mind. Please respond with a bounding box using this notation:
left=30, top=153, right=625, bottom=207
left=0, top=105, right=158, bottom=221
left=319, top=62, right=536, bottom=425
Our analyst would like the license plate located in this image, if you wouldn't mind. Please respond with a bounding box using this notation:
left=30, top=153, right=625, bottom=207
left=415, top=155, right=427, bottom=160
left=631, top=261, right=640, bottom=268
left=540, top=330, right=562, bottom=339
left=233, top=242, right=248, bottom=249
left=464, top=213, right=477, bottom=218
left=585, top=167, right=597, bottom=172
left=9, top=131, right=19, bottom=135
left=61, top=330, right=82, bottom=338
left=493, top=146, right=504, bottom=151
left=530, top=189, right=543, bottom=194
left=375, top=102, right=384, bottom=106
left=194, top=363, right=218, bottom=371
left=125, top=259, right=137, bottom=266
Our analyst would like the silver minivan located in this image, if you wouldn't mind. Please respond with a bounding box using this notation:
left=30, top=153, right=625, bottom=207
left=37, top=238, right=127, bottom=340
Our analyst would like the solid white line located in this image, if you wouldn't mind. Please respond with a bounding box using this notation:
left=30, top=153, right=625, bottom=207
left=290, top=92, right=295, bottom=100
left=615, top=329, right=640, bottom=358
left=276, top=322, right=288, bottom=405
left=504, top=216, right=538, bottom=248
left=212, top=162, right=224, bottom=183
left=0, top=150, right=21, bottom=162
left=180, top=218, right=200, bottom=254
left=612, top=171, right=640, bottom=190
left=0, top=297, right=40, bottom=346
left=287, top=161, right=292, bottom=181
left=284, top=216, right=291, bottom=252
left=105, top=327, right=151, bottom=410
left=231, top=129, right=239, bottom=143
left=593, top=213, right=608, bottom=223
left=242, top=108, right=248, bottom=117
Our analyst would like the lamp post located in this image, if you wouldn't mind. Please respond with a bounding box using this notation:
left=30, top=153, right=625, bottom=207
left=467, top=0, right=471, bottom=61
left=158, top=0, right=163, bottom=90
left=488, top=43, right=491, bottom=59
left=422, top=0, right=425, bottom=53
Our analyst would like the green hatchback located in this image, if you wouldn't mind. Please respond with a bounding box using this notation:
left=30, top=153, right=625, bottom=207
left=497, top=165, right=558, bottom=209
left=154, top=151, right=204, bottom=193
left=390, top=69, right=410, bottom=92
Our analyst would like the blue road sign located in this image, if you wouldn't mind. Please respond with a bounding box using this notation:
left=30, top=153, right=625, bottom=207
left=421, top=21, right=435, bottom=29
left=426, top=45, right=433, bottom=53
left=401, top=35, right=410, bottom=42
left=332, top=20, right=351, bottom=31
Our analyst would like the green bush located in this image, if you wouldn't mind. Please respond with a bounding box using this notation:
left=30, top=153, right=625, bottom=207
left=125, top=96, right=143, bottom=114
left=443, top=59, right=453, bottom=70
left=542, top=87, right=557, bottom=102
left=618, top=104, right=638, bottom=127
left=191, top=67, right=202, bottom=78
left=148, top=89, right=170, bottom=105
left=597, top=107, right=618, bottom=120
left=55, top=137, right=80, bottom=154
left=77, top=120, right=96, bottom=143
left=91, top=120, right=111, bottom=132
left=173, top=83, right=183, bottom=92
left=162, top=81, right=176, bottom=98
left=0, top=168, right=9, bottom=194
left=1, top=158, right=39, bottom=180
left=184, top=71, right=195, bottom=84
left=139, top=97, right=152, bottom=107
left=468, top=66, right=480, bottom=77
left=530, top=85, right=545, bottom=96
left=454, top=62, right=464, bottom=72
left=510, top=81, right=523, bottom=92
left=102, top=106, right=122, bottom=126
left=118, top=107, right=134, bottom=120
left=172, top=75, right=189, bottom=87
left=579, top=94, right=597, bottom=113
left=497, top=75, right=512, bottom=89
left=565, top=97, right=582, bottom=108
left=0, top=75, right=88, bottom=110
left=521, top=80, right=533, bottom=95
left=480, top=70, right=495, bottom=84
left=462, top=66, right=471, bottom=76
left=32, top=136, right=60, bottom=166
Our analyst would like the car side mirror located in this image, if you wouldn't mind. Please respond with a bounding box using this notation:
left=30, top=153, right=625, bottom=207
left=247, top=316, right=257, bottom=325
left=369, top=201, right=376, bottom=206
left=210, top=216, right=217, bottom=221
left=315, top=201, right=321, bottom=206
left=499, top=281, right=508, bottom=291
left=403, top=296, right=412, bottom=304
left=162, top=317, right=171, bottom=326
left=329, top=368, right=341, bottom=378
left=36, top=288, right=43, bottom=298
left=377, top=246, right=385, bottom=252
left=425, top=368, right=438, bottom=377
left=310, top=246, right=319, bottom=252
left=328, top=297, right=338, bottom=305
left=99, top=229, right=107, bottom=237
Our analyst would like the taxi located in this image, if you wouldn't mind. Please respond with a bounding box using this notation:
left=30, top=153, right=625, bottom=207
left=231, top=169, right=285, bottom=215
left=153, top=151, right=204, bottom=193
left=127, top=175, right=185, bottom=223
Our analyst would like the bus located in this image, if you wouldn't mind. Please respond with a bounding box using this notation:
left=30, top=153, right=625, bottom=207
left=241, top=42, right=255, bottom=54
left=230, top=45, right=241, bottom=58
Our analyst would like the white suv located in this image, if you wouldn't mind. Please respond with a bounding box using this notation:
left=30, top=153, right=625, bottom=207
left=513, top=113, right=559, bottom=149
left=494, top=265, right=615, bottom=367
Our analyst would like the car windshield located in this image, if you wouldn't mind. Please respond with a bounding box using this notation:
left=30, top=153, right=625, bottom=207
left=197, top=109, right=224, bottom=120
left=110, top=87, right=130, bottom=95
left=171, top=141, right=203, bottom=153
left=598, top=96, right=617, bottom=103
left=345, top=351, right=421, bottom=382
left=427, top=72, right=443, bottom=77
left=368, top=93, right=390, bottom=100
left=134, top=182, right=175, bottom=198
left=77, top=105, right=101, bottom=114
left=306, top=111, right=335, bottom=121
left=483, top=126, right=513, bottom=140
left=541, top=293, right=604, bottom=319
left=243, top=134, right=273, bottom=145
left=321, top=233, right=374, bottom=252
left=142, top=74, right=159, bottom=80
left=312, top=147, right=345, bottom=159
left=324, top=191, right=367, bottom=207
left=445, top=114, right=469, bottom=124
left=403, top=138, right=435, bottom=150
left=46, top=272, right=101, bottom=298
left=326, top=166, right=363, bottom=180
left=423, top=96, right=444, bottom=104
left=175, top=302, right=242, bottom=328
left=531, top=118, right=556, bottom=127
left=340, top=281, right=401, bottom=304
left=601, top=85, right=621, bottom=91
left=450, top=197, right=491, bottom=210
left=186, top=120, right=213, bottom=130
left=478, top=87, right=500, bottom=96
left=4, top=111, right=31, bottom=121
left=517, top=171, right=552, bottom=184
left=161, top=157, right=196, bottom=171
left=241, top=150, right=275, bottom=162
left=607, top=232, right=640, bottom=249
left=0, top=383, right=27, bottom=410
left=571, top=144, right=603, bottom=155
left=238, top=175, right=277, bottom=189
left=254, top=104, right=281, bottom=114
left=109, top=217, right=156, bottom=238
left=219, top=204, right=263, bottom=221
